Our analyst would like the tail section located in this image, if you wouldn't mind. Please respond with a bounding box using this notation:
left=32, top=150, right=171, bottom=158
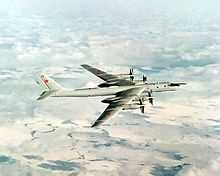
left=36, top=74, right=63, bottom=100
left=39, top=74, right=63, bottom=91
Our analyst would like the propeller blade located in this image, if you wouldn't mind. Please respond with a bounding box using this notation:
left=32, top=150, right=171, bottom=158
left=149, top=97, right=153, bottom=105
left=148, top=91, right=153, bottom=105
left=129, top=68, right=134, bottom=75
left=139, top=98, right=143, bottom=105
left=143, top=75, right=147, bottom=82
left=140, top=106, right=145, bottom=114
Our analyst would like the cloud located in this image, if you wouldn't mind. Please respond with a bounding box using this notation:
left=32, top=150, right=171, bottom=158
left=179, top=158, right=220, bottom=176
left=0, top=2, right=220, bottom=175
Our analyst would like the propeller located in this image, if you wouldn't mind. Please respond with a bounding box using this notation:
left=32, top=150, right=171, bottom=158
left=140, top=106, right=145, bottom=114
left=129, top=68, right=134, bottom=81
left=129, top=68, right=134, bottom=75
left=139, top=98, right=143, bottom=105
left=148, top=91, right=153, bottom=105
left=149, top=97, right=153, bottom=105
left=130, top=75, right=134, bottom=82
left=139, top=98, right=145, bottom=114
left=143, top=75, right=147, bottom=82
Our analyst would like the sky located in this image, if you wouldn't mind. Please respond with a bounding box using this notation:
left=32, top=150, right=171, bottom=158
left=0, top=0, right=220, bottom=176
left=1, top=0, right=220, bottom=19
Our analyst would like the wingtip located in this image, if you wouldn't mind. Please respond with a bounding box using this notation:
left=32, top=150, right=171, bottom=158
left=36, top=96, right=43, bottom=101
left=81, top=64, right=89, bottom=68
left=91, top=123, right=96, bottom=128
left=91, top=121, right=101, bottom=128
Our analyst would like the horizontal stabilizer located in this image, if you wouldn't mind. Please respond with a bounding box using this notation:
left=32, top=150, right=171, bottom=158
left=37, top=90, right=55, bottom=100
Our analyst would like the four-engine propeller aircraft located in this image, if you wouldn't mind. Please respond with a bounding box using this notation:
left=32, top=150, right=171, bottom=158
left=36, top=65, right=186, bottom=127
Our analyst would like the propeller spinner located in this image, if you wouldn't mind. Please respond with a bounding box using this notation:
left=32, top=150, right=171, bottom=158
left=130, top=75, right=134, bottom=82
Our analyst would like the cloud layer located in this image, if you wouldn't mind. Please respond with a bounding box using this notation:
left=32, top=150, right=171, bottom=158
left=0, top=1, right=220, bottom=175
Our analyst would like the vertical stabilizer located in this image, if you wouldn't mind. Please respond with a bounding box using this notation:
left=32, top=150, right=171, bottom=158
left=36, top=74, right=63, bottom=100
left=39, top=74, right=63, bottom=91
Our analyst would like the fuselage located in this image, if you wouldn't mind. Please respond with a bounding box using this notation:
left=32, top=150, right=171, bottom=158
left=52, top=82, right=176, bottom=98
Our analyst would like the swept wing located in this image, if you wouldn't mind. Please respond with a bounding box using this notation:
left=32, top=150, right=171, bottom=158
left=81, top=64, right=134, bottom=86
left=91, top=87, right=145, bottom=127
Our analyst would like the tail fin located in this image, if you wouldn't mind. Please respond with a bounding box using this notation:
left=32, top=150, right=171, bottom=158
left=36, top=74, right=63, bottom=100
left=38, top=74, right=63, bottom=91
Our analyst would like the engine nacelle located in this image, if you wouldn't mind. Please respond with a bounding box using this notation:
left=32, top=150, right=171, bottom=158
left=132, top=94, right=154, bottom=105
left=133, top=96, right=152, bottom=102
left=122, top=104, right=144, bottom=110
left=115, top=74, right=134, bottom=79
left=101, top=97, right=121, bottom=103
left=98, top=82, right=118, bottom=88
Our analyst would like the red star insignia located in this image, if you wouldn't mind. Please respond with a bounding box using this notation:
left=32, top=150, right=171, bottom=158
left=44, top=79, right=49, bottom=85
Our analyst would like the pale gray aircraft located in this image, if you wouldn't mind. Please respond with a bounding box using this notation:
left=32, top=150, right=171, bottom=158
left=36, top=65, right=186, bottom=127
